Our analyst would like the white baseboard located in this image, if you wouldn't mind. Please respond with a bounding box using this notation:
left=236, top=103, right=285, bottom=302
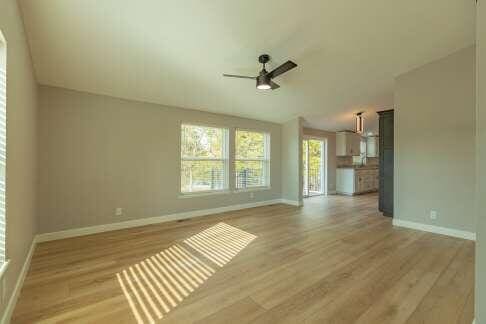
left=280, top=199, right=303, bottom=207
left=392, top=219, right=476, bottom=241
left=1, top=237, right=37, bottom=324
left=37, top=199, right=289, bottom=243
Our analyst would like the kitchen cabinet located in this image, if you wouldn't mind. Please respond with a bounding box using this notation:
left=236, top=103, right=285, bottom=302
left=336, top=131, right=361, bottom=156
left=336, top=168, right=379, bottom=195
left=366, top=136, right=379, bottom=157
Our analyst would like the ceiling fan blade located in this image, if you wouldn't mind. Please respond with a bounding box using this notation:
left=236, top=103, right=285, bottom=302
left=267, top=60, right=297, bottom=79
left=270, top=81, right=280, bottom=90
left=223, top=74, right=256, bottom=80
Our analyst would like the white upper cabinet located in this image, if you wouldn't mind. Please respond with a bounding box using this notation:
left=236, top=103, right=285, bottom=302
left=336, top=131, right=361, bottom=156
left=366, top=136, right=379, bottom=157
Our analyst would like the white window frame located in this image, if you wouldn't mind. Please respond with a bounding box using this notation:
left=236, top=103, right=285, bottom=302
left=234, top=129, right=271, bottom=190
left=180, top=123, right=229, bottom=196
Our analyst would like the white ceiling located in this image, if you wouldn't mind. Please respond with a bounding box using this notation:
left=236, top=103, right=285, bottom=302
left=19, top=0, right=475, bottom=133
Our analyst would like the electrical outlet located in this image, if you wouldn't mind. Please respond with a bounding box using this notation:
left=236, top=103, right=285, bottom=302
left=115, top=208, right=123, bottom=216
left=430, top=210, right=438, bottom=220
left=249, top=192, right=255, bottom=199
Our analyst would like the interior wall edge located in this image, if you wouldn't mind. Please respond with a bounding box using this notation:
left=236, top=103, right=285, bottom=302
left=0, top=237, right=36, bottom=324
left=0, top=0, right=40, bottom=319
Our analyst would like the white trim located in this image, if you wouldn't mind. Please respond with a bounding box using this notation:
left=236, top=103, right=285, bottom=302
left=232, top=186, right=271, bottom=193
left=280, top=199, right=303, bottom=207
left=1, top=237, right=37, bottom=324
left=392, top=219, right=476, bottom=241
left=180, top=124, right=230, bottom=195
left=36, top=199, right=286, bottom=243
left=233, top=158, right=267, bottom=162
left=178, top=190, right=231, bottom=199
left=234, top=129, right=271, bottom=189
left=180, top=157, right=227, bottom=161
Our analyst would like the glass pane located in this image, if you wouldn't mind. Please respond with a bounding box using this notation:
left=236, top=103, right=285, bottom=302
left=181, top=160, right=225, bottom=192
left=235, top=160, right=266, bottom=189
left=181, top=125, right=224, bottom=159
left=235, top=130, right=265, bottom=159
left=308, top=140, right=323, bottom=195
left=302, top=140, right=308, bottom=197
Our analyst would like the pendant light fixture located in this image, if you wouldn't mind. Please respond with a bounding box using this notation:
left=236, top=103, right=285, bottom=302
left=355, top=112, right=365, bottom=134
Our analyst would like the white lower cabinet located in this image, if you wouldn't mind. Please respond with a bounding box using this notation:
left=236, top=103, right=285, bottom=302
left=337, top=168, right=379, bottom=195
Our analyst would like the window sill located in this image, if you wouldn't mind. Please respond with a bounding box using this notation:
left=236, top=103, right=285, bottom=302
left=0, top=260, right=10, bottom=281
left=178, top=190, right=231, bottom=199
left=233, top=186, right=271, bottom=193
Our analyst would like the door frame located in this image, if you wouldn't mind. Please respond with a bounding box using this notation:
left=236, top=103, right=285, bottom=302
left=302, top=136, right=328, bottom=197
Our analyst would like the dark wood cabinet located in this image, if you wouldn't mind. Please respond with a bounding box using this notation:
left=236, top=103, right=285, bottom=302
left=377, top=109, right=394, bottom=217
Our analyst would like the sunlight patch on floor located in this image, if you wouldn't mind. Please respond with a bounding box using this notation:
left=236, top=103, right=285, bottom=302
left=116, top=222, right=256, bottom=323
left=184, top=222, right=257, bottom=267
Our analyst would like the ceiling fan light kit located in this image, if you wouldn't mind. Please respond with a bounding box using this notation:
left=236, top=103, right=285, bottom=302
left=256, top=76, right=272, bottom=90
left=223, top=54, right=297, bottom=90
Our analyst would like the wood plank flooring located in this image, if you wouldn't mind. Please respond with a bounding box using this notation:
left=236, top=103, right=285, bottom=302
left=11, top=194, right=475, bottom=323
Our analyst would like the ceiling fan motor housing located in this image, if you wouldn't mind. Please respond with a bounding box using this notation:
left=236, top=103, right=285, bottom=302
left=258, top=54, right=270, bottom=64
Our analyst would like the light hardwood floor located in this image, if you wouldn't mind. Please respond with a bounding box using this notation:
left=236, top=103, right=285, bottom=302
left=12, top=194, right=475, bottom=323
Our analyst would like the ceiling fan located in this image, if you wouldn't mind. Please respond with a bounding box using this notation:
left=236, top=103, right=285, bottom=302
left=223, top=54, right=297, bottom=90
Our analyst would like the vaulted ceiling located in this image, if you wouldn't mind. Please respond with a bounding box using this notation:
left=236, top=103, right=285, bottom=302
left=19, top=0, right=475, bottom=132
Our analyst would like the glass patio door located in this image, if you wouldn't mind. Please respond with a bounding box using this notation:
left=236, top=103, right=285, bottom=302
left=302, top=138, right=325, bottom=197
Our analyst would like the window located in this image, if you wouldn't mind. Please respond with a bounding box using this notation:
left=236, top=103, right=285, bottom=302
left=0, top=32, right=6, bottom=266
left=180, top=124, right=228, bottom=194
left=235, top=130, right=270, bottom=189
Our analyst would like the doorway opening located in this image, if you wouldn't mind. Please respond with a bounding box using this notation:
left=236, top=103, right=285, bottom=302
left=302, top=138, right=327, bottom=197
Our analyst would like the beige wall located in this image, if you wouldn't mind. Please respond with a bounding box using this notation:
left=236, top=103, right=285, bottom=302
left=395, top=46, right=476, bottom=232
left=37, top=86, right=282, bottom=233
left=302, top=128, right=337, bottom=193
left=0, top=0, right=38, bottom=319
left=281, top=118, right=303, bottom=204
left=477, top=2, right=485, bottom=322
